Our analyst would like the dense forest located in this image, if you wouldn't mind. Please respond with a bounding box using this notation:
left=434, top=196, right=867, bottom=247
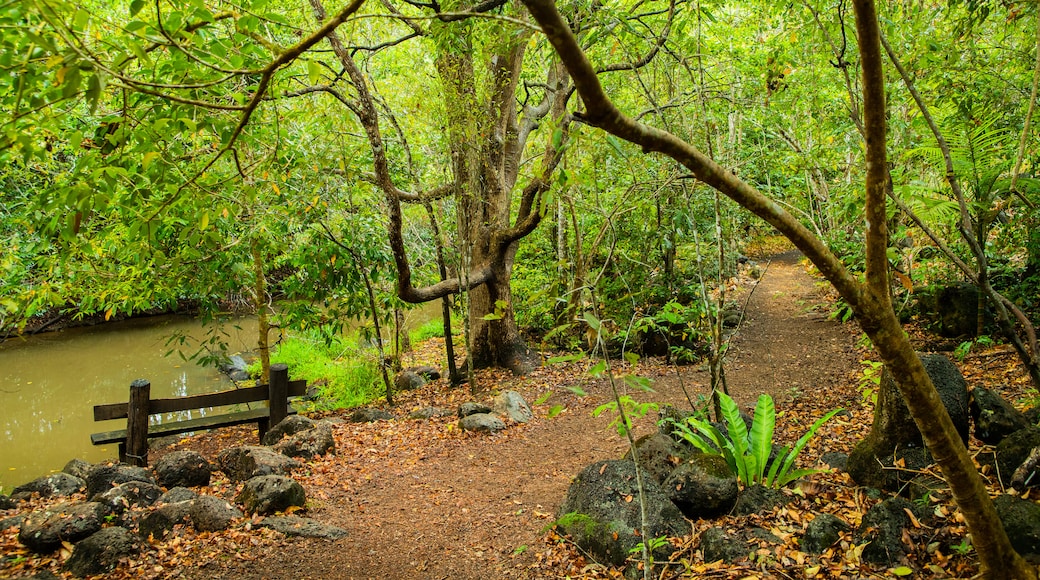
left=3, top=0, right=1040, bottom=577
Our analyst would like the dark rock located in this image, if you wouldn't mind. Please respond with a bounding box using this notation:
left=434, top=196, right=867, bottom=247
left=157, top=487, right=197, bottom=505
left=256, top=516, right=347, bottom=540
left=658, top=404, right=699, bottom=441
left=236, top=475, right=306, bottom=515
left=62, top=459, right=93, bottom=481
left=856, top=497, right=919, bottom=565
left=557, top=459, right=686, bottom=567
left=996, top=427, right=1040, bottom=488
left=261, top=415, right=317, bottom=446
left=0, top=493, right=16, bottom=510
left=993, top=494, right=1040, bottom=558
left=96, top=481, right=162, bottom=515
left=700, top=528, right=749, bottom=563
left=820, top=452, right=848, bottom=471
left=408, top=406, right=452, bottom=420
left=85, top=464, right=155, bottom=499
left=801, top=513, right=850, bottom=554
left=971, top=386, right=1030, bottom=445
left=459, top=413, right=506, bottom=433
left=664, top=453, right=738, bottom=518
left=733, top=484, right=789, bottom=516
left=190, top=495, right=242, bottom=532
left=408, top=365, right=441, bottom=381
left=458, top=402, right=492, bottom=418
left=273, top=422, right=335, bottom=459
left=623, top=432, right=687, bottom=486
left=848, top=354, right=965, bottom=491
left=137, top=501, right=192, bottom=540
left=1025, top=406, right=1040, bottom=426
left=348, top=407, right=393, bottom=422
left=18, top=502, right=107, bottom=553
left=13, top=473, right=85, bottom=499
left=216, top=446, right=302, bottom=483
left=1, top=514, right=25, bottom=530
left=154, top=450, right=212, bottom=489
left=907, top=475, right=950, bottom=504
left=63, top=526, right=138, bottom=577
left=394, top=371, right=426, bottom=392
left=493, top=390, right=533, bottom=423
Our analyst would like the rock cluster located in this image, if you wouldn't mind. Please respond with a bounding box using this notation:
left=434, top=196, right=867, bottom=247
left=6, top=416, right=345, bottom=577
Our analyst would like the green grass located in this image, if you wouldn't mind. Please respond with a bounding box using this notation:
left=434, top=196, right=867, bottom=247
left=254, top=330, right=385, bottom=410
left=408, top=316, right=459, bottom=344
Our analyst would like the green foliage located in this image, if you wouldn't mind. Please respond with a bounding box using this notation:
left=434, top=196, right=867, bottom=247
left=859, top=360, right=884, bottom=406
left=263, top=330, right=383, bottom=410
left=668, top=392, right=841, bottom=488
left=954, top=335, right=995, bottom=361
left=592, top=395, right=658, bottom=437
left=409, top=317, right=458, bottom=344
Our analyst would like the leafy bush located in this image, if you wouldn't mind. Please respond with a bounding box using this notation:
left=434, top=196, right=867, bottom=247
left=667, top=392, right=841, bottom=488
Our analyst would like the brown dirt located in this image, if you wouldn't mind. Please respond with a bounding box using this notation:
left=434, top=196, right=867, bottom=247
left=0, top=251, right=870, bottom=579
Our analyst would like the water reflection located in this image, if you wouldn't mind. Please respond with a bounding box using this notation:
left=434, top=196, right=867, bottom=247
left=0, top=315, right=256, bottom=491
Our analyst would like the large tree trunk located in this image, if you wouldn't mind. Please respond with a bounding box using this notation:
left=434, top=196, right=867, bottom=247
left=467, top=269, right=539, bottom=374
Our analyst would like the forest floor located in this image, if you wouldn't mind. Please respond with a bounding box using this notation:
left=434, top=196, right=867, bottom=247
left=3, top=247, right=1037, bottom=579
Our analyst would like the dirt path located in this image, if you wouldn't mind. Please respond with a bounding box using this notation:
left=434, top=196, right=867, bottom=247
left=132, top=252, right=862, bottom=580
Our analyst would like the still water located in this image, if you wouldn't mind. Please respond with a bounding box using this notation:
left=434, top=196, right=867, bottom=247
left=0, top=315, right=257, bottom=491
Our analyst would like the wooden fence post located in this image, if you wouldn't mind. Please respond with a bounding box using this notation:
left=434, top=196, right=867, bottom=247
left=266, top=363, right=289, bottom=441
left=125, top=379, right=151, bottom=467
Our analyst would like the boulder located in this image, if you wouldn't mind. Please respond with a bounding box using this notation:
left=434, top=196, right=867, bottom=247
left=848, top=354, right=967, bottom=491
left=733, top=484, right=789, bottom=516
left=157, top=487, right=198, bottom=505
left=700, top=528, right=750, bottom=563
left=993, top=494, right=1040, bottom=558
left=0, top=494, right=16, bottom=510
left=408, top=365, right=441, bottom=381
left=95, top=481, right=162, bottom=515
left=855, top=497, right=920, bottom=565
left=801, top=513, right=850, bottom=554
left=408, top=406, right=452, bottom=420
left=493, top=390, right=533, bottom=423
left=256, top=515, right=347, bottom=539
left=18, top=502, right=107, bottom=553
left=13, top=473, right=85, bottom=499
left=137, top=501, right=192, bottom=540
left=273, top=422, right=335, bottom=460
left=154, top=450, right=212, bottom=489
left=917, top=282, right=986, bottom=337
left=190, top=495, right=242, bottom=532
left=216, top=446, right=302, bottom=483
left=820, top=452, right=848, bottom=471
left=237, top=475, right=306, bottom=515
left=394, top=371, right=426, bottom=392
left=664, top=453, right=738, bottom=518
left=262, top=415, right=317, bottom=446
left=348, top=407, right=393, bottom=422
left=971, top=386, right=1030, bottom=446
left=62, top=459, right=93, bottom=481
left=85, top=464, right=155, bottom=499
left=1, top=514, right=25, bottom=530
left=623, top=432, right=687, bottom=486
left=459, top=413, right=506, bottom=433
left=63, top=526, right=139, bottom=577
left=558, top=459, right=686, bottom=568
left=996, top=427, right=1040, bottom=488
left=457, top=402, right=491, bottom=418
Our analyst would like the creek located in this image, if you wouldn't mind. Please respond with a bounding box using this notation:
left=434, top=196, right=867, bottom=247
left=0, top=305, right=440, bottom=491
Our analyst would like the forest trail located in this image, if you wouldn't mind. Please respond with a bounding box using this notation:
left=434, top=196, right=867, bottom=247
left=167, top=249, right=864, bottom=580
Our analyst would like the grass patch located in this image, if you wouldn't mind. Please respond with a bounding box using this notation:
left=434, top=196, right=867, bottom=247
left=409, top=316, right=459, bottom=344
left=256, top=330, right=385, bottom=410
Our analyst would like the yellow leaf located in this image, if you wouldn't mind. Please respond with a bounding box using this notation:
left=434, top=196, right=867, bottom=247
left=272, top=183, right=281, bottom=195
left=890, top=566, right=913, bottom=576
left=56, top=67, right=69, bottom=84
left=804, top=566, right=820, bottom=578
left=104, top=308, right=113, bottom=321
left=142, top=151, right=160, bottom=169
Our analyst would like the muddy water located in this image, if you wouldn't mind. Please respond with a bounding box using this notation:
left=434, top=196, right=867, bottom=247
left=0, top=315, right=257, bottom=491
